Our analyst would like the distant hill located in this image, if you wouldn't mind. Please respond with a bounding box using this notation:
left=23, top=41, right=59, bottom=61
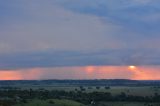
left=0, top=79, right=160, bottom=86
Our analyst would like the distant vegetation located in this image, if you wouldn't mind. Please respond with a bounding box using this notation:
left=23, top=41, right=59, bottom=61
left=0, top=79, right=160, bottom=86
left=0, top=80, right=160, bottom=106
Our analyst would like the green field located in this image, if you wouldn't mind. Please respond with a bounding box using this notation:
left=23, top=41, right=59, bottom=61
left=98, top=102, right=160, bottom=106
left=2, top=84, right=160, bottom=106
left=15, top=85, right=160, bottom=97
left=14, top=99, right=160, bottom=106
left=14, top=99, right=85, bottom=106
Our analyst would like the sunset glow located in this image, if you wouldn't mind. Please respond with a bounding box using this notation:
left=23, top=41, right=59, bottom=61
left=0, top=66, right=160, bottom=80
left=128, top=66, right=136, bottom=70
left=0, top=71, right=22, bottom=80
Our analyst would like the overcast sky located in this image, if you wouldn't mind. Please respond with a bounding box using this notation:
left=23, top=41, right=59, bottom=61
left=0, top=0, right=160, bottom=80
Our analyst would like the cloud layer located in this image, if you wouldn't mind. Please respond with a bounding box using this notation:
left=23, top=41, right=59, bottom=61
left=0, top=0, right=160, bottom=69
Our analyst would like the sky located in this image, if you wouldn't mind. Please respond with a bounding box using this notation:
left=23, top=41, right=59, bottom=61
left=0, top=0, right=160, bottom=80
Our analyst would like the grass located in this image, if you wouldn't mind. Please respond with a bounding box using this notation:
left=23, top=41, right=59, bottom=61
left=14, top=99, right=160, bottom=106
left=99, top=102, right=160, bottom=106
left=12, top=86, right=160, bottom=106
left=14, top=85, right=160, bottom=97
left=14, top=99, right=85, bottom=106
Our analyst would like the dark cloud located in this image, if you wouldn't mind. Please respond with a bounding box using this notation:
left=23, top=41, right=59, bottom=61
left=0, top=49, right=160, bottom=70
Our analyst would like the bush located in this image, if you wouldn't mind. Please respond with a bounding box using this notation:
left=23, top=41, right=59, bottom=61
left=96, top=86, right=100, bottom=89
left=48, top=100, right=55, bottom=104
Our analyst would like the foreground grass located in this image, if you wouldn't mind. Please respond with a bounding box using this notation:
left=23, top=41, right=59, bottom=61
left=14, top=99, right=85, bottom=106
left=98, top=102, right=160, bottom=106
left=14, top=100, right=160, bottom=106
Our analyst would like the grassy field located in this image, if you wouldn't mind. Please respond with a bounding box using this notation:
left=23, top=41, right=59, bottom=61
left=15, top=85, right=160, bottom=97
left=14, top=99, right=85, bottom=106
left=14, top=99, right=160, bottom=106
left=1, top=80, right=160, bottom=106
left=99, top=102, right=160, bottom=106
left=8, top=85, right=160, bottom=106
